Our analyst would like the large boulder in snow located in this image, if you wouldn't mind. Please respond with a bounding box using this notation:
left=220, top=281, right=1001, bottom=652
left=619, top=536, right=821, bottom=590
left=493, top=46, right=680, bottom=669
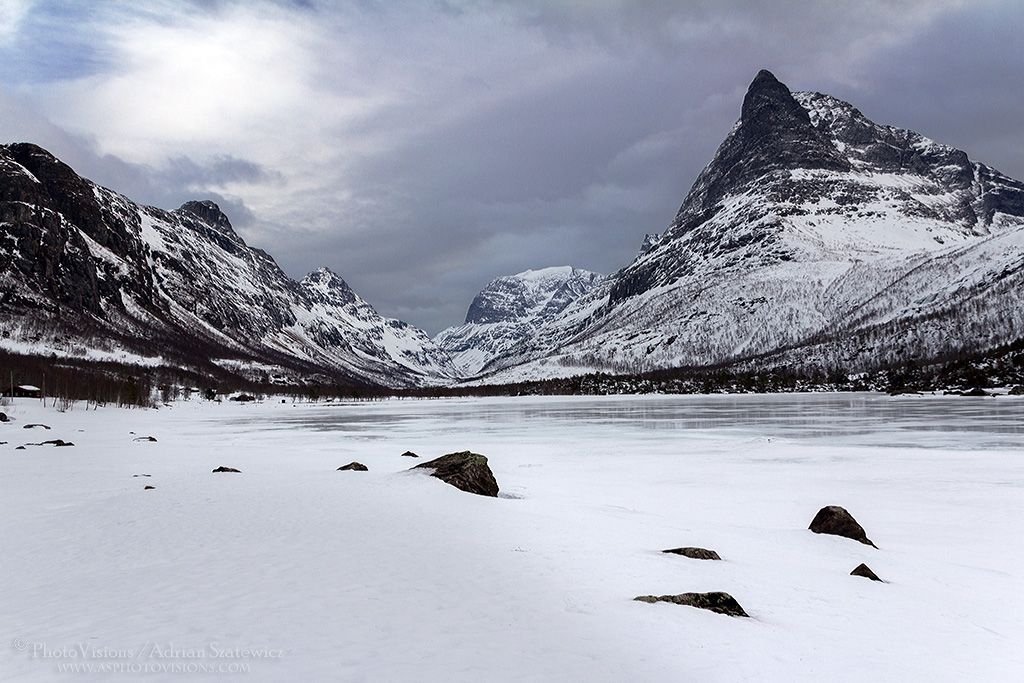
left=413, top=451, right=499, bottom=497
left=634, top=591, right=748, bottom=617
left=337, top=462, right=368, bottom=471
left=809, top=506, right=877, bottom=547
left=662, top=547, right=721, bottom=560
left=0, top=411, right=9, bottom=422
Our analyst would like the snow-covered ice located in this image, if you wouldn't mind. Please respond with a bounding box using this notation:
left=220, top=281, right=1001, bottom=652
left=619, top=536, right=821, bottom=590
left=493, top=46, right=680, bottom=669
left=2, top=393, right=1022, bottom=681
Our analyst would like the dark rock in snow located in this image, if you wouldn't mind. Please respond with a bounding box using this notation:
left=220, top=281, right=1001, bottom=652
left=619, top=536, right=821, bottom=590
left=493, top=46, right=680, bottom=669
left=1007, top=385, right=1024, bottom=395
left=230, top=394, right=256, bottom=402
left=809, top=506, right=877, bottom=547
left=414, top=451, right=499, bottom=497
left=0, top=412, right=9, bottom=422
left=15, top=445, right=25, bottom=450
left=961, top=387, right=991, bottom=397
left=634, top=591, right=749, bottom=617
left=401, top=450, right=419, bottom=458
left=212, top=466, right=241, bottom=473
left=850, top=563, right=883, bottom=582
left=144, top=485, right=156, bottom=490
left=23, top=423, right=51, bottom=430
left=40, top=439, right=74, bottom=447
left=133, top=436, right=158, bottom=442
left=338, top=462, right=368, bottom=471
left=132, top=474, right=152, bottom=477
left=662, top=547, right=721, bottom=560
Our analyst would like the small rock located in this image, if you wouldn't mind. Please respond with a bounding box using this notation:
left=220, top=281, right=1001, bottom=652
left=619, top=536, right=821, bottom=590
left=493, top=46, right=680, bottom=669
left=662, top=547, right=721, bottom=560
left=41, top=439, right=74, bottom=447
left=144, top=485, right=156, bottom=490
left=850, top=563, right=883, bottom=582
left=23, top=423, right=51, bottom=430
left=413, top=451, right=499, bottom=497
left=809, top=505, right=877, bottom=547
left=338, top=462, right=368, bottom=471
left=401, top=450, right=419, bottom=458
left=0, top=411, right=9, bottom=422
left=132, top=474, right=152, bottom=478
left=230, top=394, right=256, bottom=402
left=133, top=436, right=158, bottom=442
left=634, top=591, right=748, bottom=617
left=15, top=446, right=25, bottom=450
left=212, top=466, right=241, bottom=473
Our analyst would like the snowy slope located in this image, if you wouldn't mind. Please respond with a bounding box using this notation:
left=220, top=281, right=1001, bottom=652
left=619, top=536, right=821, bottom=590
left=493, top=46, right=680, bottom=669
left=3, top=395, right=1022, bottom=681
left=434, top=266, right=603, bottom=375
left=0, top=144, right=455, bottom=387
left=468, top=70, right=1024, bottom=383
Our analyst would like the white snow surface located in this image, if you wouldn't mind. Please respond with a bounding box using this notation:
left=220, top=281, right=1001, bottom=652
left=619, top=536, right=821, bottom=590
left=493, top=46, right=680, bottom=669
left=2, top=394, right=1021, bottom=681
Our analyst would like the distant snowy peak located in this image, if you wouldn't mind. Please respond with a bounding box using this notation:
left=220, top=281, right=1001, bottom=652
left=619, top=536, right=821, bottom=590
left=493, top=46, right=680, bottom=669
left=435, top=266, right=603, bottom=376
left=465, top=266, right=603, bottom=325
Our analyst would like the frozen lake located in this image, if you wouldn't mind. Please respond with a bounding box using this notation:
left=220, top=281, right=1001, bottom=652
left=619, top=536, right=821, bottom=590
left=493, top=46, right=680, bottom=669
left=3, top=393, right=1022, bottom=681
left=228, top=392, right=1024, bottom=450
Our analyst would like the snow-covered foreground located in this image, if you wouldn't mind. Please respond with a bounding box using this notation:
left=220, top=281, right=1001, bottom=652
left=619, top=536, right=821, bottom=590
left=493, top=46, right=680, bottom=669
left=2, top=394, right=1022, bottom=681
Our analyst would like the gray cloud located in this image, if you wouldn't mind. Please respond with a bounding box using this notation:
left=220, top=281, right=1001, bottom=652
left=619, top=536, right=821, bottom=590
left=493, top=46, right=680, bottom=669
left=1, top=0, right=1022, bottom=333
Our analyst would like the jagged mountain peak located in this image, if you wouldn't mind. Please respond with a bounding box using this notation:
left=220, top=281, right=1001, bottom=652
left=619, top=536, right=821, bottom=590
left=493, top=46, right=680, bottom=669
left=177, top=200, right=234, bottom=234
left=669, top=70, right=851, bottom=237
left=741, top=69, right=811, bottom=128
left=301, top=266, right=358, bottom=306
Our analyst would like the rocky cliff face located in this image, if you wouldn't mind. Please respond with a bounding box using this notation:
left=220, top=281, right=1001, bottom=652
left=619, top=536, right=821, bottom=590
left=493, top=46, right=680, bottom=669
left=434, top=266, right=603, bottom=375
left=465, top=70, right=1024, bottom=383
left=0, top=143, right=456, bottom=388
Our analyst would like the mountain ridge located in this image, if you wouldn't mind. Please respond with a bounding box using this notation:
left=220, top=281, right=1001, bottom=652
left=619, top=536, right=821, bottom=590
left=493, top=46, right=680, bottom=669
left=4, top=69, right=1024, bottom=390
left=0, top=142, right=456, bottom=388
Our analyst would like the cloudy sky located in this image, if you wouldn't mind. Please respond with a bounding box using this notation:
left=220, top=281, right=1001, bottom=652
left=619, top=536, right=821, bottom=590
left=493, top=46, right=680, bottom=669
left=1, top=0, right=1021, bottom=332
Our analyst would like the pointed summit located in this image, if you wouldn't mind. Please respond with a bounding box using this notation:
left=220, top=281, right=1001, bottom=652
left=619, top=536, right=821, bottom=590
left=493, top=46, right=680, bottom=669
left=741, top=69, right=812, bottom=130
left=659, top=69, right=850, bottom=237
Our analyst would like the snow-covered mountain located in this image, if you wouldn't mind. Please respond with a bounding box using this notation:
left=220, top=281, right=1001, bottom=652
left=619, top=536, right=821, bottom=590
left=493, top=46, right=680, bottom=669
left=434, top=266, right=603, bottom=375
left=464, top=70, right=1024, bottom=383
left=0, top=143, right=456, bottom=387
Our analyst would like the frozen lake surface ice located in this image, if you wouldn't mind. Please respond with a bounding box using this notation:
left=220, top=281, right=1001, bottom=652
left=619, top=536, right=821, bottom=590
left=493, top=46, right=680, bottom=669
left=2, top=393, right=1022, bottom=681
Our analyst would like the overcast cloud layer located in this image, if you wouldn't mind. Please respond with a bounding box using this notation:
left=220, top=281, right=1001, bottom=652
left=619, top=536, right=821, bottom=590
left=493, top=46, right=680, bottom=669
left=1, top=0, right=1021, bottom=333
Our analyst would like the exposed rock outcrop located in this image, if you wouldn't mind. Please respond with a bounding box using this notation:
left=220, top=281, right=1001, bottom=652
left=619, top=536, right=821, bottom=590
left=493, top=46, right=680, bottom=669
left=413, top=451, right=499, bottom=497
left=634, top=591, right=748, bottom=617
left=809, top=506, right=877, bottom=548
